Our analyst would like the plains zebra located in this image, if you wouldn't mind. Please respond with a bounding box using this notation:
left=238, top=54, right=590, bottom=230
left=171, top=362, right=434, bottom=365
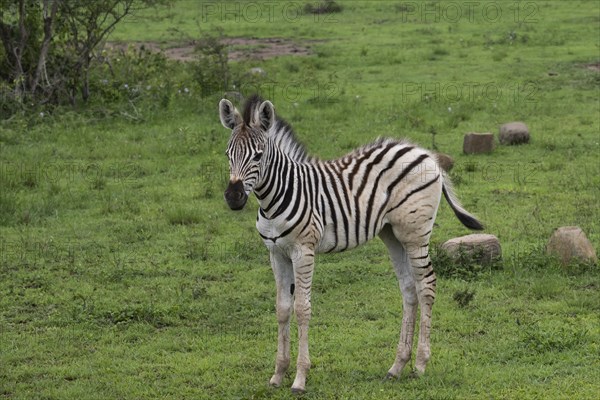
left=219, top=95, right=483, bottom=393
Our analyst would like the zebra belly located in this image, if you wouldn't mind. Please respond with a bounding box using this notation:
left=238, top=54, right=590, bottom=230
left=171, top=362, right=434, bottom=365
left=257, top=214, right=367, bottom=255
left=316, top=218, right=385, bottom=254
left=316, top=224, right=338, bottom=253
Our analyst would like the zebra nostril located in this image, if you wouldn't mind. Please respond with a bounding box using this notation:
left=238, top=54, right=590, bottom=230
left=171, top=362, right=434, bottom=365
left=225, top=180, right=246, bottom=202
left=231, top=191, right=243, bottom=201
left=225, top=189, right=244, bottom=202
left=224, top=188, right=248, bottom=211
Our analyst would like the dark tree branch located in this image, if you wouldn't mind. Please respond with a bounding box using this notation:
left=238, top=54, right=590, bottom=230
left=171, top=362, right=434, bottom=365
left=7, top=0, right=29, bottom=98
left=31, top=0, right=60, bottom=94
left=0, top=0, right=167, bottom=106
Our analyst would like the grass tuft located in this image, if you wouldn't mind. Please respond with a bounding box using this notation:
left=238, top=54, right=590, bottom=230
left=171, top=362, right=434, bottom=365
left=453, top=289, right=476, bottom=308
left=166, top=207, right=203, bottom=225
left=520, top=321, right=589, bottom=353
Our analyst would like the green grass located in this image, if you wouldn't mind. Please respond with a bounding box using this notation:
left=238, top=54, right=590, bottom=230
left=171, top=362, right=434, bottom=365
left=1, top=1, right=599, bottom=398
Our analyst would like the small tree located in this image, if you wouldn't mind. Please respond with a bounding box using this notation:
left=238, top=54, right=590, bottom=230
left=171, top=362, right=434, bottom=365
left=0, top=0, right=167, bottom=109
left=192, top=28, right=230, bottom=98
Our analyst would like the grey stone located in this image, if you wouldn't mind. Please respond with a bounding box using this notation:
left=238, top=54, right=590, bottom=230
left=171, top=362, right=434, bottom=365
left=463, top=133, right=495, bottom=154
left=546, top=226, right=597, bottom=266
left=249, top=67, right=266, bottom=76
left=441, top=234, right=502, bottom=265
left=499, top=122, right=530, bottom=145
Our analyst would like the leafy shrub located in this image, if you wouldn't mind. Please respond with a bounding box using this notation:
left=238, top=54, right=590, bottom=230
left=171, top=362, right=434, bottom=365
left=191, top=30, right=230, bottom=98
left=0, top=0, right=168, bottom=111
left=304, top=1, right=343, bottom=14
left=88, top=45, right=189, bottom=119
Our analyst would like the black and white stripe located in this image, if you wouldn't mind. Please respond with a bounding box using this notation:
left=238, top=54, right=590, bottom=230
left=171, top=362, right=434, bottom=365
left=218, top=95, right=483, bottom=393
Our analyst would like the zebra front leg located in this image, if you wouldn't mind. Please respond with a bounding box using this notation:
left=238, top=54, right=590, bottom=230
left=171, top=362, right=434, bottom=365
left=269, top=250, right=294, bottom=388
left=290, top=247, right=315, bottom=394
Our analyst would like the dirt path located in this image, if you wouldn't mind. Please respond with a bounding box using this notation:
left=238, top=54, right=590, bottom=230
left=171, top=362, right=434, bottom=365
left=585, top=62, right=600, bottom=72
left=106, top=38, right=315, bottom=62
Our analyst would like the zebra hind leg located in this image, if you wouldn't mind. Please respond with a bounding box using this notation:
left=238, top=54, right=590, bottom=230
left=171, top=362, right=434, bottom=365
left=379, top=225, right=418, bottom=379
left=405, top=238, right=436, bottom=375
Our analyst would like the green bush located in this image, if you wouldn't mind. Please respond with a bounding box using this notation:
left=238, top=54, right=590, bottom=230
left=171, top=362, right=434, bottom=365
left=0, top=0, right=171, bottom=117
left=88, top=45, right=186, bottom=118
left=304, top=0, right=343, bottom=14
left=191, top=30, right=230, bottom=98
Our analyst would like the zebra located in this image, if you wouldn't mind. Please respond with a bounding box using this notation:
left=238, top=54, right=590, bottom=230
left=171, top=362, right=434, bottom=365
left=218, top=95, right=483, bottom=393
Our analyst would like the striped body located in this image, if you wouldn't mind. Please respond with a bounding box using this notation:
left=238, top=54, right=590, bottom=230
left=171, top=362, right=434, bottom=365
left=218, top=95, right=483, bottom=393
left=255, top=139, right=442, bottom=255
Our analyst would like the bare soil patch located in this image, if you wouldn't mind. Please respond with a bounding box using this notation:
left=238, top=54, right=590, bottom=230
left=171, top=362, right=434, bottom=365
left=106, top=38, right=315, bottom=62
left=584, top=62, right=600, bottom=72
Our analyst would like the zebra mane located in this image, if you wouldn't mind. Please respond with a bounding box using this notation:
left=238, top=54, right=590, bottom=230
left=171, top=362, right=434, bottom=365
left=242, top=94, right=310, bottom=162
left=241, top=94, right=263, bottom=126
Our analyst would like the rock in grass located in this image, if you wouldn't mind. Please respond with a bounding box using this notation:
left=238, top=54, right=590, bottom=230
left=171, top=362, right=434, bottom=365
left=249, top=67, right=266, bottom=76
left=434, top=152, right=454, bottom=172
left=499, top=122, right=530, bottom=145
left=441, top=234, right=501, bottom=265
left=463, top=133, right=494, bottom=154
left=546, top=226, right=598, bottom=266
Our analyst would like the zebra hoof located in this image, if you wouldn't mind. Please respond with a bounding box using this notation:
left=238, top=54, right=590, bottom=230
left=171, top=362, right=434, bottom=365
left=291, top=387, right=306, bottom=395
left=408, top=370, right=422, bottom=379
left=383, top=372, right=397, bottom=381
left=269, top=375, right=282, bottom=388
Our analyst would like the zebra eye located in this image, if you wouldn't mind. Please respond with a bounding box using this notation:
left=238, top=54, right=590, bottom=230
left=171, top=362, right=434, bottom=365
left=252, top=152, right=263, bottom=162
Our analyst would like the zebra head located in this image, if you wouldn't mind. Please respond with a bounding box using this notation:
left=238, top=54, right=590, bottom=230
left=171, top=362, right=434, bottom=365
left=219, top=97, right=275, bottom=210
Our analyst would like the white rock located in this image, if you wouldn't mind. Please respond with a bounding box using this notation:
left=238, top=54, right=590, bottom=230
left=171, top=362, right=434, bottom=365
left=546, top=226, right=597, bottom=266
left=441, top=234, right=501, bottom=265
left=499, top=122, right=530, bottom=145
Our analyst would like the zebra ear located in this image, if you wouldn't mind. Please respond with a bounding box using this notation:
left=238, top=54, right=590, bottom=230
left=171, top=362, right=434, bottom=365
left=255, top=100, right=275, bottom=132
left=219, top=99, right=242, bottom=130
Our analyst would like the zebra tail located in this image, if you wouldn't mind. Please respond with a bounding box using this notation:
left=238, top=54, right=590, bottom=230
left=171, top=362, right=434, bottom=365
left=441, top=175, right=484, bottom=230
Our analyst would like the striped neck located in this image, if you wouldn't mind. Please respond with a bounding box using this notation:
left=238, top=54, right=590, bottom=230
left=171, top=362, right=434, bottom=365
left=254, top=138, right=304, bottom=218
left=252, top=116, right=313, bottom=218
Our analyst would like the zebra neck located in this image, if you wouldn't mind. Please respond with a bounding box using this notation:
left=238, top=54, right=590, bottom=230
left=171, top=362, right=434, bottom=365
left=254, top=147, right=306, bottom=219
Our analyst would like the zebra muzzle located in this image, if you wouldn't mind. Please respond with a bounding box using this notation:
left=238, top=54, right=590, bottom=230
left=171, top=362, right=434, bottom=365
left=224, top=180, right=248, bottom=210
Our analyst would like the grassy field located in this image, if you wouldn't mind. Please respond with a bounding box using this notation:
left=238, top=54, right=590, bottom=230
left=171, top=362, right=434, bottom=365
left=1, top=1, right=599, bottom=399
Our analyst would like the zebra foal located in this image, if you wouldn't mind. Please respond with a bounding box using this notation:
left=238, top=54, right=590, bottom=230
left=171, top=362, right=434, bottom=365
left=218, top=95, right=483, bottom=393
